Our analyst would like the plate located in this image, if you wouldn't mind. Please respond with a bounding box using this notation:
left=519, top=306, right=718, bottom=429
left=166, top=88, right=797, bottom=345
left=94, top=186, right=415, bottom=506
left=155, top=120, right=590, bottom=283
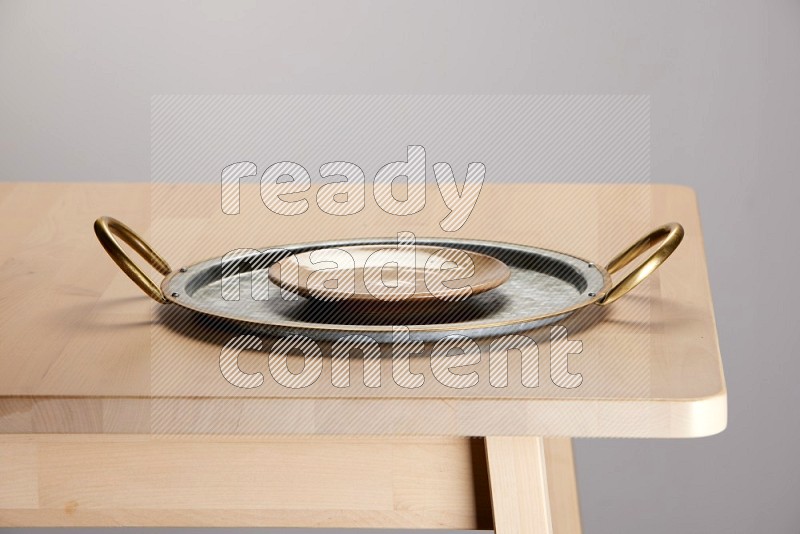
left=267, top=244, right=511, bottom=303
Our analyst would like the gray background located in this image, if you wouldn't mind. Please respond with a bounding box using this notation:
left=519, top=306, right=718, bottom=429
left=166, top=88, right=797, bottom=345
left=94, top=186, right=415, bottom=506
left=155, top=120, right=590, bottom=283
left=1, top=0, right=798, bottom=532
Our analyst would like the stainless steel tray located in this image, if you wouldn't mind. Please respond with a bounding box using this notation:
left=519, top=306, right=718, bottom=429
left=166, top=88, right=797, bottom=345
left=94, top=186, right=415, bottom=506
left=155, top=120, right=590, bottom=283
left=94, top=217, right=683, bottom=342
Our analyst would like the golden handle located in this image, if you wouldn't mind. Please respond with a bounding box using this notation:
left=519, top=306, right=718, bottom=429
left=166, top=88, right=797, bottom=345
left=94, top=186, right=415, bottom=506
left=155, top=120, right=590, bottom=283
left=93, top=216, right=172, bottom=303
left=597, top=222, right=684, bottom=306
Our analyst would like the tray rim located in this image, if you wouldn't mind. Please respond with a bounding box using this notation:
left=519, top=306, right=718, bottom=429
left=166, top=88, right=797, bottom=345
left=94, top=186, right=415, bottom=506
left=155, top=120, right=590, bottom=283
left=160, top=236, right=611, bottom=337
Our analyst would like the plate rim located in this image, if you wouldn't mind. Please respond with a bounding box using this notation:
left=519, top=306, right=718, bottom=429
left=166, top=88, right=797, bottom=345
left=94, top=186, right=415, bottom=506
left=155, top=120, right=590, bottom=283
left=267, top=244, right=512, bottom=303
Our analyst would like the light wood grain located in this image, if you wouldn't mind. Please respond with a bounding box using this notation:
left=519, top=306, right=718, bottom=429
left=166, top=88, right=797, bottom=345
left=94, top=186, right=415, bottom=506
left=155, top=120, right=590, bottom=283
left=486, top=436, right=553, bottom=533
left=0, top=183, right=726, bottom=437
left=544, top=438, right=583, bottom=534
left=485, top=437, right=581, bottom=534
left=0, top=434, right=492, bottom=529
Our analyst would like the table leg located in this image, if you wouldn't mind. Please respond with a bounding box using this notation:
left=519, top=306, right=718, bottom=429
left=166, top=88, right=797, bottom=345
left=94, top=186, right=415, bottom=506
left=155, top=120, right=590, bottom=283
left=484, top=437, right=581, bottom=534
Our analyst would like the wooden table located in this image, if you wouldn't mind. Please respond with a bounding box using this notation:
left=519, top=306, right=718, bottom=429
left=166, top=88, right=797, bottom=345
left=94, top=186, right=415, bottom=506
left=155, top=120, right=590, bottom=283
left=0, top=182, right=726, bottom=532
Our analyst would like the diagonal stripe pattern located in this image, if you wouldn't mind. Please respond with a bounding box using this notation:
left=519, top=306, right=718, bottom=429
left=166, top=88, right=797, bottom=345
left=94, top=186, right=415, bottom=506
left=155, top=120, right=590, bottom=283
left=149, top=95, right=652, bottom=437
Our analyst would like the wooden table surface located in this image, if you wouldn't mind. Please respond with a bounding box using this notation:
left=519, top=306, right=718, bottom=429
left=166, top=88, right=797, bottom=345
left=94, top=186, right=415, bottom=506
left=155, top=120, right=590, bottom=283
left=0, top=181, right=726, bottom=530
left=0, top=182, right=726, bottom=438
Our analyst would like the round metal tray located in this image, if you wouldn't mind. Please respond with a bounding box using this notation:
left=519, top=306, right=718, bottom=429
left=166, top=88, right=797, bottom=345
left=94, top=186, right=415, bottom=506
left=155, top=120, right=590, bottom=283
left=94, top=217, right=684, bottom=342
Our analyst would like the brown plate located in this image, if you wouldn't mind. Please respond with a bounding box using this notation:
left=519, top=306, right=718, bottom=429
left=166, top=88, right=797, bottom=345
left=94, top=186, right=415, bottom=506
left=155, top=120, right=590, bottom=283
left=267, top=244, right=511, bottom=303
